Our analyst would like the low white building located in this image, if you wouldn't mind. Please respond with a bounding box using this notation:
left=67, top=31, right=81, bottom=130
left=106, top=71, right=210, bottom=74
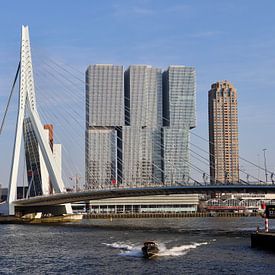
left=73, top=194, right=199, bottom=214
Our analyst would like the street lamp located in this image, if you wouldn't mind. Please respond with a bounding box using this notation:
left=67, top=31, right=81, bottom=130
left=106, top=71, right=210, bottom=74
left=263, top=149, right=268, bottom=183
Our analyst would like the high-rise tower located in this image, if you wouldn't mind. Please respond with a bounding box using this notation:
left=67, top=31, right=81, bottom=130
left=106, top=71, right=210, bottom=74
left=123, top=65, right=162, bottom=186
left=162, top=66, right=196, bottom=184
left=208, top=80, right=239, bottom=183
left=85, top=64, right=196, bottom=188
left=85, top=64, right=124, bottom=189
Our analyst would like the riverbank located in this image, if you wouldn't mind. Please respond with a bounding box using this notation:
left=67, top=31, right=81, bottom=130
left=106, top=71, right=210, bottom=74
left=84, top=212, right=258, bottom=219
left=0, top=213, right=83, bottom=224
left=0, top=212, right=259, bottom=224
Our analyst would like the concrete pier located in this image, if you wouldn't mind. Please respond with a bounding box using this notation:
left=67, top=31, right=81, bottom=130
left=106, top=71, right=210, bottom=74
left=84, top=211, right=257, bottom=219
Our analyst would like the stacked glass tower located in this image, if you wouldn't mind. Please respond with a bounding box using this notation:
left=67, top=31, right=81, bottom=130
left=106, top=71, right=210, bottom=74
left=85, top=64, right=124, bottom=189
left=85, top=64, right=196, bottom=188
left=123, top=65, right=162, bottom=186
left=162, top=66, right=196, bottom=184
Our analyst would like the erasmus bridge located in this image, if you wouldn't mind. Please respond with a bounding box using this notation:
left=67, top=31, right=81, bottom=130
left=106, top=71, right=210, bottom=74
left=1, top=26, right=274, bottom=216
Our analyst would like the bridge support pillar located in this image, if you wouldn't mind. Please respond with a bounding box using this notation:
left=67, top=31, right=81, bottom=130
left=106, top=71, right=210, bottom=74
left=7, top=26, right=72, bottom=215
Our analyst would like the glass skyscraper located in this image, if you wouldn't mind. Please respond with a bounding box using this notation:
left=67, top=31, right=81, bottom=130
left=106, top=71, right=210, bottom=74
left=123, top=65, right=162, bottom=186
left=85, top=64, right=196, bottom=188
left=85, top=65, right=124, bottom=189
left=162, top=66, right=196, bottom=184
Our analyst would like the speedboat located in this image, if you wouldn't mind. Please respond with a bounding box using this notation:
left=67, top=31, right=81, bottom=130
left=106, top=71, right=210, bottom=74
left=142, top=241, right=159, bottom=259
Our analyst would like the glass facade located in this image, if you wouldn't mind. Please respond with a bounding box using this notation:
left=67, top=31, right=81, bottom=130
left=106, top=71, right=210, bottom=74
left=124, top=65, right=162, bottom=128
left=86, top=129, right=117, bottom=188
left=86, top=64, right=124, bottom=127
left=85, top=65, right=124, bottom=188
left=162, top=66, right=196, bottom=184
left=85, top=64, right=196, bottom=188
left=122, top=127, right=162, bottom=186
left=162, top=127, right=190, bottom=184
left=123, top=65, right=162, bottom=185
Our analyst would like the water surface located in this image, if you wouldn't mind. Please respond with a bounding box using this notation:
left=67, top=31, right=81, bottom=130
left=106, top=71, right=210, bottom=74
left=0, top=217, right=275, bottom=274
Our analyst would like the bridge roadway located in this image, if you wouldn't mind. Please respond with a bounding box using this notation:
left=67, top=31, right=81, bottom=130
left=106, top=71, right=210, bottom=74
left=14, top=184, right=275, bottom=207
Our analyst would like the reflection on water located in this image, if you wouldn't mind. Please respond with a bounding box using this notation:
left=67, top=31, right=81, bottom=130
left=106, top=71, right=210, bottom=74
left=0, top=217, right=275, bottom=274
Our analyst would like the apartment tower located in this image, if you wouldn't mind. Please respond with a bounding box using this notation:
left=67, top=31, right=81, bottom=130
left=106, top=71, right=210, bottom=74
left=123, top=65, right=162, bottom=186
left=85, top=64, right=124, bottom=189
left=162, top=66, right=196, bottom=184
left=85, top=64, right=196, bottom=188
left=208, top=80, right=239, bottom=183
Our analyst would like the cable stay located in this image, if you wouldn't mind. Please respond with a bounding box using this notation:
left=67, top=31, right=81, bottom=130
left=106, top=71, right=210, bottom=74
left=29, top=52, right=273, bottom=186
left=0, top=62, right=20, bottom=135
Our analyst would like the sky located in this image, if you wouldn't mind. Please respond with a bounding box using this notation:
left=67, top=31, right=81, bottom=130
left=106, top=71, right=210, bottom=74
left=0, top=0, right=275, bottom=187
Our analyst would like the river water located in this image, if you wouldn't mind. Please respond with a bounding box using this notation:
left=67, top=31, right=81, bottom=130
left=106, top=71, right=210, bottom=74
left=0, top=217, right=275, bottom=274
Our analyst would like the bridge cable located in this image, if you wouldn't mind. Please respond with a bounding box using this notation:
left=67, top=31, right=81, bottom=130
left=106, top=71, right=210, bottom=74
left=34, top=55, right=264, bottom=185
left=0, top=62, right=20, bottom=135
left=36, top=57, right=246, bottom=185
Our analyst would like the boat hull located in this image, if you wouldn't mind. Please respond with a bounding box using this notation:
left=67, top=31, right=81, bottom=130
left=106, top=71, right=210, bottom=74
left=142, top=246, right=159, bottom=259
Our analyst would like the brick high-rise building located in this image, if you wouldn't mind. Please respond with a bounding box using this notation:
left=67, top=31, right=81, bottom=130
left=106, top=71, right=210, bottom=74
left=208, top=80, right=239, bottom=184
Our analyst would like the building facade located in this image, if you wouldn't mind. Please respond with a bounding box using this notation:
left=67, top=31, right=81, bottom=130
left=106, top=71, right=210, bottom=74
left=23, top=118, right=60, bottom=197
left=208, top=80, right=239, bottom=183
left=87, top=194, right=199, bottom=214
left=85, top=64, right=196, bottom=188
left=123, top=65, right=162, bottom=186
left=162, top=66, right=196, bottom=184
left=85, top=65, right=124, bottom=188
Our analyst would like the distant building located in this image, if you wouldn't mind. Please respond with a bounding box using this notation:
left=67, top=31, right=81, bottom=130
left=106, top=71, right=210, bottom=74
left=85, top=64, right=196, bottom=188
left=23, top=118, right=61, bottom=197
left=162, top=66, right=196, bottom=184
left=0, top=187, right=8, bottom=201
left=123, top=65, right=162, bottom=186
left=87, top=194, right=199, bottom=214
left=85, top=65, right=124, bottom=188
left=208, top=80, right=239, bottom=183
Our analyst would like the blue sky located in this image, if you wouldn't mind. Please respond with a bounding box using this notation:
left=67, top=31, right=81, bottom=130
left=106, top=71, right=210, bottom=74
left=0, top=0, right=275, bottom=186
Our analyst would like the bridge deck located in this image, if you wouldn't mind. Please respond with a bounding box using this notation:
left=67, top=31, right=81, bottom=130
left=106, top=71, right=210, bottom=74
left=14, top=185, right=275, bottom=207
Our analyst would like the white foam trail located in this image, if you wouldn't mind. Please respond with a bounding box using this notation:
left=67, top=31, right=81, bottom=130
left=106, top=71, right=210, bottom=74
left=103, top=241, right=209, bottom=258
left=102, top=242, right=134, bottom=251
left=159, top=242, right=208, bottom=257
left=119, top=248, right=144, bottom=258
left=103, top=242, right=143, bottom=257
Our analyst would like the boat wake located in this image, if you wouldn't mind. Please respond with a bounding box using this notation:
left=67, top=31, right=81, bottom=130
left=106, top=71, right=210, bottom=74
left=158, top=242, right=208, bottom=257
left=102, top=242, right=134, bottom=251
left=102, top=241, right=209, bottom=258
left=102, top=242, right=143, bottom=257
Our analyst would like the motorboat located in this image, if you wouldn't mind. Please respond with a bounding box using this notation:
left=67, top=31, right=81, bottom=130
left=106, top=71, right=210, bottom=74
left=142, top=241, right=159, bottom=259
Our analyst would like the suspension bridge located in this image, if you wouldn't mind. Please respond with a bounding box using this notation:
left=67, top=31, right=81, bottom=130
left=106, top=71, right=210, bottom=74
left=0, top=25, right=274, bottom=217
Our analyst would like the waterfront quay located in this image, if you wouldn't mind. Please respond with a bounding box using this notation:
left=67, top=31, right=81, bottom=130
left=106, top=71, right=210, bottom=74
left=84, top=211, right=258, bottom=219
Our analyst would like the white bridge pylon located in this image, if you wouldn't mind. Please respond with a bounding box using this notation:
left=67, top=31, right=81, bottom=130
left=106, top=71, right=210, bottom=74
left=8, top=25, right=72, bottom=215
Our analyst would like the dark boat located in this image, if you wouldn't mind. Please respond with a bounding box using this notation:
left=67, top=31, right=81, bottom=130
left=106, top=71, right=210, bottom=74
left=142, top=241, right=159, bottom=259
